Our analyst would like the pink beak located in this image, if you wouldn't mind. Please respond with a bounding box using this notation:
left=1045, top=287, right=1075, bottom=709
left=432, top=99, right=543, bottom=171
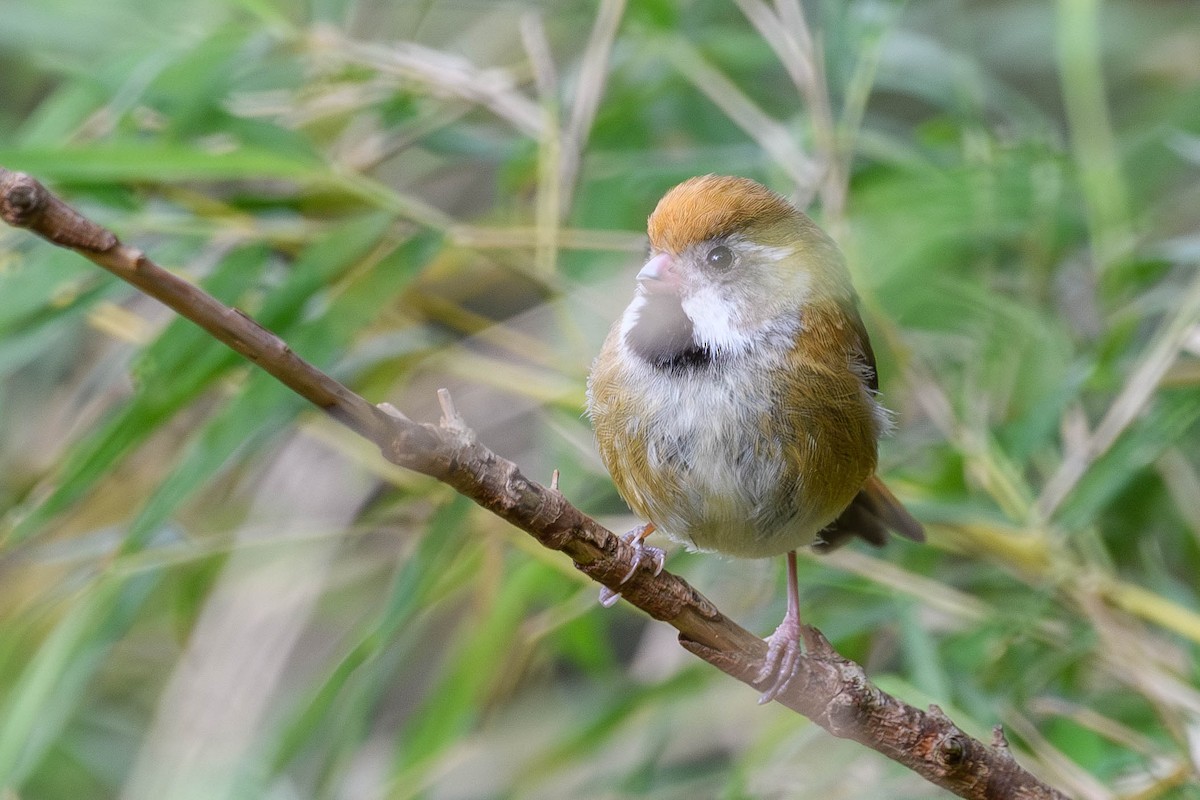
left=637, top=253, right=679, bottom=294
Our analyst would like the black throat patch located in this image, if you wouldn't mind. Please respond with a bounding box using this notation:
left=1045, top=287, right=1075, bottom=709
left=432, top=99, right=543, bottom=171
left=625, top=293, right=713, bottom=372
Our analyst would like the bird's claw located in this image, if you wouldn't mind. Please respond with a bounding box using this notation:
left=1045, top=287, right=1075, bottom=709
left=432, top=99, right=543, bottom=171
left=756, top=614, right=808, bottom=704
left=598, top=525, right=665, bottom=607
left=597, top=586, right=623, bottom=608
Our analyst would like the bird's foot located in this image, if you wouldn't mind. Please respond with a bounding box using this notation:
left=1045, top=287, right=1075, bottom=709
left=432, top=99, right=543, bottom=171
left=755, top=614, right=828, bottom=704
left=598, top=523, right=665, bottom=607
left=756, top=612, right=801, bottom=704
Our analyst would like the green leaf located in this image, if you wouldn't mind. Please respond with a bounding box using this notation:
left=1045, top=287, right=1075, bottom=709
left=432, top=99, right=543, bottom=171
left=120, top=227, right=441, bottom=553
left=6, top=244, right=271, bottom=543
left=0, top=144, right=325, bottom=185
left=1058, top=389, right=1200, bottom=533
left=0, top=572, right=159, bottom=787
left=266, top=494, right=469, bottom=791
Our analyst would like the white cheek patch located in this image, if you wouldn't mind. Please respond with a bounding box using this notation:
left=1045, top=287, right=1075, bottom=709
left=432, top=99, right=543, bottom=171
left=680, top=241, right=813, bottom=354
left=680, top=285, right=751, bottom=353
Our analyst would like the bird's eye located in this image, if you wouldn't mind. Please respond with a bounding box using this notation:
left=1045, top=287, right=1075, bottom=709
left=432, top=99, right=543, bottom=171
left=705, top=245, right=733, bottom=270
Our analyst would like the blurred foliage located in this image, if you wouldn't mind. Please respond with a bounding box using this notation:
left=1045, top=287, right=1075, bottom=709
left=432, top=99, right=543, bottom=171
left=0, top=0, right=1199, bottom=797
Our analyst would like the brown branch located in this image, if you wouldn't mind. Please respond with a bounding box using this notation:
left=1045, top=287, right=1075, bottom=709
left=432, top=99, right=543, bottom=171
left=0, top=168, right=1070, bottom=800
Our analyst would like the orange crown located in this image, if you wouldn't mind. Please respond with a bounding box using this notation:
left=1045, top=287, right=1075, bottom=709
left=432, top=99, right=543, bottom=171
left=647, top=175, right=795, bottom=254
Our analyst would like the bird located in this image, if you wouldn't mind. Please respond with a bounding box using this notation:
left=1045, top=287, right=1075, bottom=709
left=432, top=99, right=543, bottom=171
left=586, top=174, right=923, bottom=702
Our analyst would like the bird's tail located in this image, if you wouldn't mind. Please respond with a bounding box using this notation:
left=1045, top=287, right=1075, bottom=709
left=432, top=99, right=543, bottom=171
left=813, top=474, right=924, bottom=553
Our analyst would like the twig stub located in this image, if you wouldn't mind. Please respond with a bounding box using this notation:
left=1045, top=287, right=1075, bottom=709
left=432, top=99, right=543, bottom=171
left=0, top=169, right=119, bottom=252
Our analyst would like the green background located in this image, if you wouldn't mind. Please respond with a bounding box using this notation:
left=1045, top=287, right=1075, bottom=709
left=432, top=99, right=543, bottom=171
left=1, top=0, right=1198, bottom=797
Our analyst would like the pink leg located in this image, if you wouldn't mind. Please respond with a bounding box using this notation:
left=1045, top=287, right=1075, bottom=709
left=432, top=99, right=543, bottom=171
left=756, top=551, right=812, bottom=703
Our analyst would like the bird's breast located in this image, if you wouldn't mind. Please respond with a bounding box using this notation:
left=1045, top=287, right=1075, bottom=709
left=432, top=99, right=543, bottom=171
left=589, top=339, right=848, bottom=558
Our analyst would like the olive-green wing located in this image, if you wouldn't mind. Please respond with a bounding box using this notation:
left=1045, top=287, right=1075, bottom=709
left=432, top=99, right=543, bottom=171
left=814, top=298, right=924, bottom=551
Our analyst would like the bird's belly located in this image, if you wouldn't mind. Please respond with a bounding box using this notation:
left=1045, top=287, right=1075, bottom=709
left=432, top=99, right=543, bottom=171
left=615, top=387, right=826, bottom=558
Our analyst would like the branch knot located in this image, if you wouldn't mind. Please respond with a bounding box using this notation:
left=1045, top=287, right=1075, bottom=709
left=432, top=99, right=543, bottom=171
left=936, top=734, right=969, bottom=768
